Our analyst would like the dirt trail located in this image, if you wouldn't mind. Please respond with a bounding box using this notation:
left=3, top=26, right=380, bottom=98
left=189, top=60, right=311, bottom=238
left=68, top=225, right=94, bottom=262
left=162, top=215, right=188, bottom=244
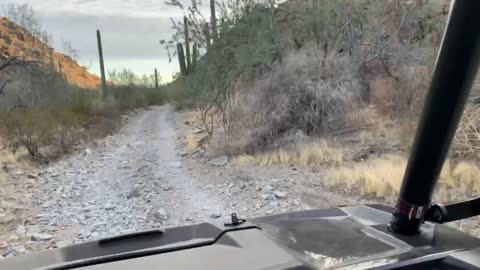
left=1, top=105, right=357, bottom=257
left=1, top=106, right=230, bottom=256
left=4, top=105, right=476, bottom=258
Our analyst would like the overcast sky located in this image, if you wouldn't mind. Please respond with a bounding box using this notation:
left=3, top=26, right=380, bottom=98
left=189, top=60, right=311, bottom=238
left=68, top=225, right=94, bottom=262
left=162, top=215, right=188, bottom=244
left=0, top=0, right=202, bottom=82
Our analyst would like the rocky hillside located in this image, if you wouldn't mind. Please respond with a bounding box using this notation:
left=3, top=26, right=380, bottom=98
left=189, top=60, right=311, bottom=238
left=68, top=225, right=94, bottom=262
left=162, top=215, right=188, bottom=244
left=0, top=17, right=100, bottom=89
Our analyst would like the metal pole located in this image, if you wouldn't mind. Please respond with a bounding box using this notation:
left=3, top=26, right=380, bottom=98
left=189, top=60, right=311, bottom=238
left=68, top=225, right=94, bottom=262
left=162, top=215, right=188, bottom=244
left=390, top=0, right=480, bottom=235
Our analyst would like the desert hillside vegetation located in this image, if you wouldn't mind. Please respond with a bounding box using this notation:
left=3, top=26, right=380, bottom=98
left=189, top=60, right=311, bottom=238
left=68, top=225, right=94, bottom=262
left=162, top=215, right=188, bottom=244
left=162, top=0, right=480, bottom=201
left=0, top=4, right=167, bottom=162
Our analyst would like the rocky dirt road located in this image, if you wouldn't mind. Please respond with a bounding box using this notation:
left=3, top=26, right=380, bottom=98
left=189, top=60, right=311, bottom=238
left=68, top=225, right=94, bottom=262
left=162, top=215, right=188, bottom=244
left=2, top=105, right=479, bottom=259
left=1, top=105, right=355, bottom=258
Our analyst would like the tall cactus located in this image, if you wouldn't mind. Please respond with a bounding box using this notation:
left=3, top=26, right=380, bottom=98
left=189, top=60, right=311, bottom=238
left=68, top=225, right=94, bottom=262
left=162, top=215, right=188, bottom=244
left=192, top=43, right=198, bottom=71
left=154, top=68, right=159, bottom=88
left=177, top=43, right=187, bottom=76
left=210, top=0, right=218, bottom=42
left=96, top=29, right=108, bottom=97
left=58, top=61, right=64, bottom=81
left=203, top=23, right=212, bottom=50
left=219, top=18, right=226, bottom=39
left=49, top=48, right=55, bottom=77
left=58, top=61, right=63, bottom=78
left=183, top=16, right=192, bottom=72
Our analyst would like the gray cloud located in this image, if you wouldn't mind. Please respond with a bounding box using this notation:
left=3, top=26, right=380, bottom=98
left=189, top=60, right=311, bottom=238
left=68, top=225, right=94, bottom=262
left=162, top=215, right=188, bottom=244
left=41, top=11, right=178, bottom=79
left=74, top=0, right=97, bottom=4
left=0, top=0, right=204, bottom=80
left=42, top=12, right=172, bottom=60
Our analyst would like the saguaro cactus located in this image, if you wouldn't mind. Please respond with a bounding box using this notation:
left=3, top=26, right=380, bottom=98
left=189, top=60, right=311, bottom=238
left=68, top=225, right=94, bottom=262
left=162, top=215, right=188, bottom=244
left=203, top=23, right=212, bottom=50
left=49, top=48, right=55, bottom=77
left=220, top=18, right=225, bottom=38
left=184, top=16, right=192, bottom=72
left=58, top=61, right=67, bottom=82
left=210, top=0, right=218, bottom=42
left=58, top=61, right=63, bottom=79
left=154, top=68, right=159, bottom=88
left=192, top=43, right=198, bottom=71
left=96, top=29, right=108, bottom=97
left=177, top=43, right=187, bottom=76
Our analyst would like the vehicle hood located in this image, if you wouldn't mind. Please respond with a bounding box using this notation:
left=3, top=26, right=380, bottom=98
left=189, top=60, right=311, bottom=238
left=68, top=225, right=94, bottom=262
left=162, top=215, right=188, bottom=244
left=2, top=205, right=480, bottom=270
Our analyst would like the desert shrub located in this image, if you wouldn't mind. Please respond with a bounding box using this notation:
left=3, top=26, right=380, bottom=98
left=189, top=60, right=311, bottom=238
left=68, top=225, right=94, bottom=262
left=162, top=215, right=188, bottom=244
left=106, top=85, right=164, bottom=111
left=69, top=91, right=97, bottom=115
left=164, top=2, right=284, bottom=131
left=50, top=108, right=91, bottom=153
left=398, top=120, right=417, bottom=150
left=387, top=59, right=432, bottom=117
left=57, top=125, right=75, bottom=153
left=452, top=104, right=480, bottom=160
left=0, top=109, right=55, bottom=156
left=164, top=0, right=445, bottom=153
left=161, top=78, right=193, bottom=109
left=224, top=45, right=364, bottom=153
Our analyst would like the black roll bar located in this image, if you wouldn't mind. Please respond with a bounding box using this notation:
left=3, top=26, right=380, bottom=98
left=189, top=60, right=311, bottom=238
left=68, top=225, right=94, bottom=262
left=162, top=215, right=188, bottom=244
left=389, top=0, right=480, bottom=235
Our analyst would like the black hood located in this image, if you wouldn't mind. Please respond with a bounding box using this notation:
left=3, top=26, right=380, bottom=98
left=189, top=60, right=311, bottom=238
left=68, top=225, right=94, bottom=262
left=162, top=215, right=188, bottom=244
left=2, top=204, right=480, bottom=270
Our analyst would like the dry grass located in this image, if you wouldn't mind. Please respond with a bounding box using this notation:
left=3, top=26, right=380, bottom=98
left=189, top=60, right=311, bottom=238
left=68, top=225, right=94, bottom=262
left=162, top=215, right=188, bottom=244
left=398, top=120, right=417, bottom=150
left=452, top=104, right=480, bottom=160
left=331, top=155, right=406, bottom=198
left=367, top=65, right=431, bottom=119
left=0, top=143, right=19, bottom=163
left=233, top=141, right=344, bottom=167
left=185, top=133, right=200, bottom=153
left=330, top=155, right=480, bottom=199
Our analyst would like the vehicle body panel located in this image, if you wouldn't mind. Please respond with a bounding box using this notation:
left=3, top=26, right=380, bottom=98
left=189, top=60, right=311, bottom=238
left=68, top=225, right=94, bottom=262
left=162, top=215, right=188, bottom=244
left=3, top=205, right=480, bottom=270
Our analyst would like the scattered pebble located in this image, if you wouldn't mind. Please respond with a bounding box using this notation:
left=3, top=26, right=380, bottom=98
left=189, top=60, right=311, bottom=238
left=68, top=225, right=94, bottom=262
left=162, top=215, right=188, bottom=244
left=15, top=225, right=26, bottom=237
left=274, top=191, right=287, bottom=199
left=31, top=233, right=53, bottom=241
left=207, top=156, right=228, bottom=167
left=209, top=212, right=222, bottom=219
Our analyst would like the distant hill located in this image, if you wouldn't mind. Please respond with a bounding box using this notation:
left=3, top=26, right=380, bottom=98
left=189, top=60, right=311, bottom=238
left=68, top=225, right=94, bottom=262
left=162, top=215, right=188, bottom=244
left=0, top=17, right=100, bottom=89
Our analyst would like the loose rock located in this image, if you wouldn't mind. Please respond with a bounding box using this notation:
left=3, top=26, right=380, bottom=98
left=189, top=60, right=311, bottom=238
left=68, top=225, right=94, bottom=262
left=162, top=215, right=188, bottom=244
left=262, top=184, right=274, bottom=194
left=262, top=194, right=274, bottom=200
left=209, top=212, right=222, bottom=219
left=13, top=245, right=26, bottom=253
left=31, top=233, right=53, bottom=241
left=207, top=156, right=228, bottom=167
left=15, top=225, right=26, bottom=237
left=127, top=188, right=141, bottom=199
left=152, top=208, right=168, bottom=221
left=274, top=191, right=287, bottom=199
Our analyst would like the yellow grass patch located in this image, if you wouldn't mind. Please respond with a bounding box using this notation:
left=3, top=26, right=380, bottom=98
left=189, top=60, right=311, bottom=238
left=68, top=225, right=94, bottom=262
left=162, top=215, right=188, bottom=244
left=332, top=155, right=406, bottom=197
left=331, top=156, right=480, bottom=198
left=232, top=139, right=480, bottom=200
left=232, top=141, right=344, bottom=167
left=0, top=139, right=22, bottom=163
left=185, top=133, right=200, bottom=153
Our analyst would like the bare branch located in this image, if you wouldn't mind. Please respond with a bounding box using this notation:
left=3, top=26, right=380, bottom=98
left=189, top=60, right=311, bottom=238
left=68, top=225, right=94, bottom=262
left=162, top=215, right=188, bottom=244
left=0, top=80, right=12, bottom=96
left=0, top=57, right=42, bottom=74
